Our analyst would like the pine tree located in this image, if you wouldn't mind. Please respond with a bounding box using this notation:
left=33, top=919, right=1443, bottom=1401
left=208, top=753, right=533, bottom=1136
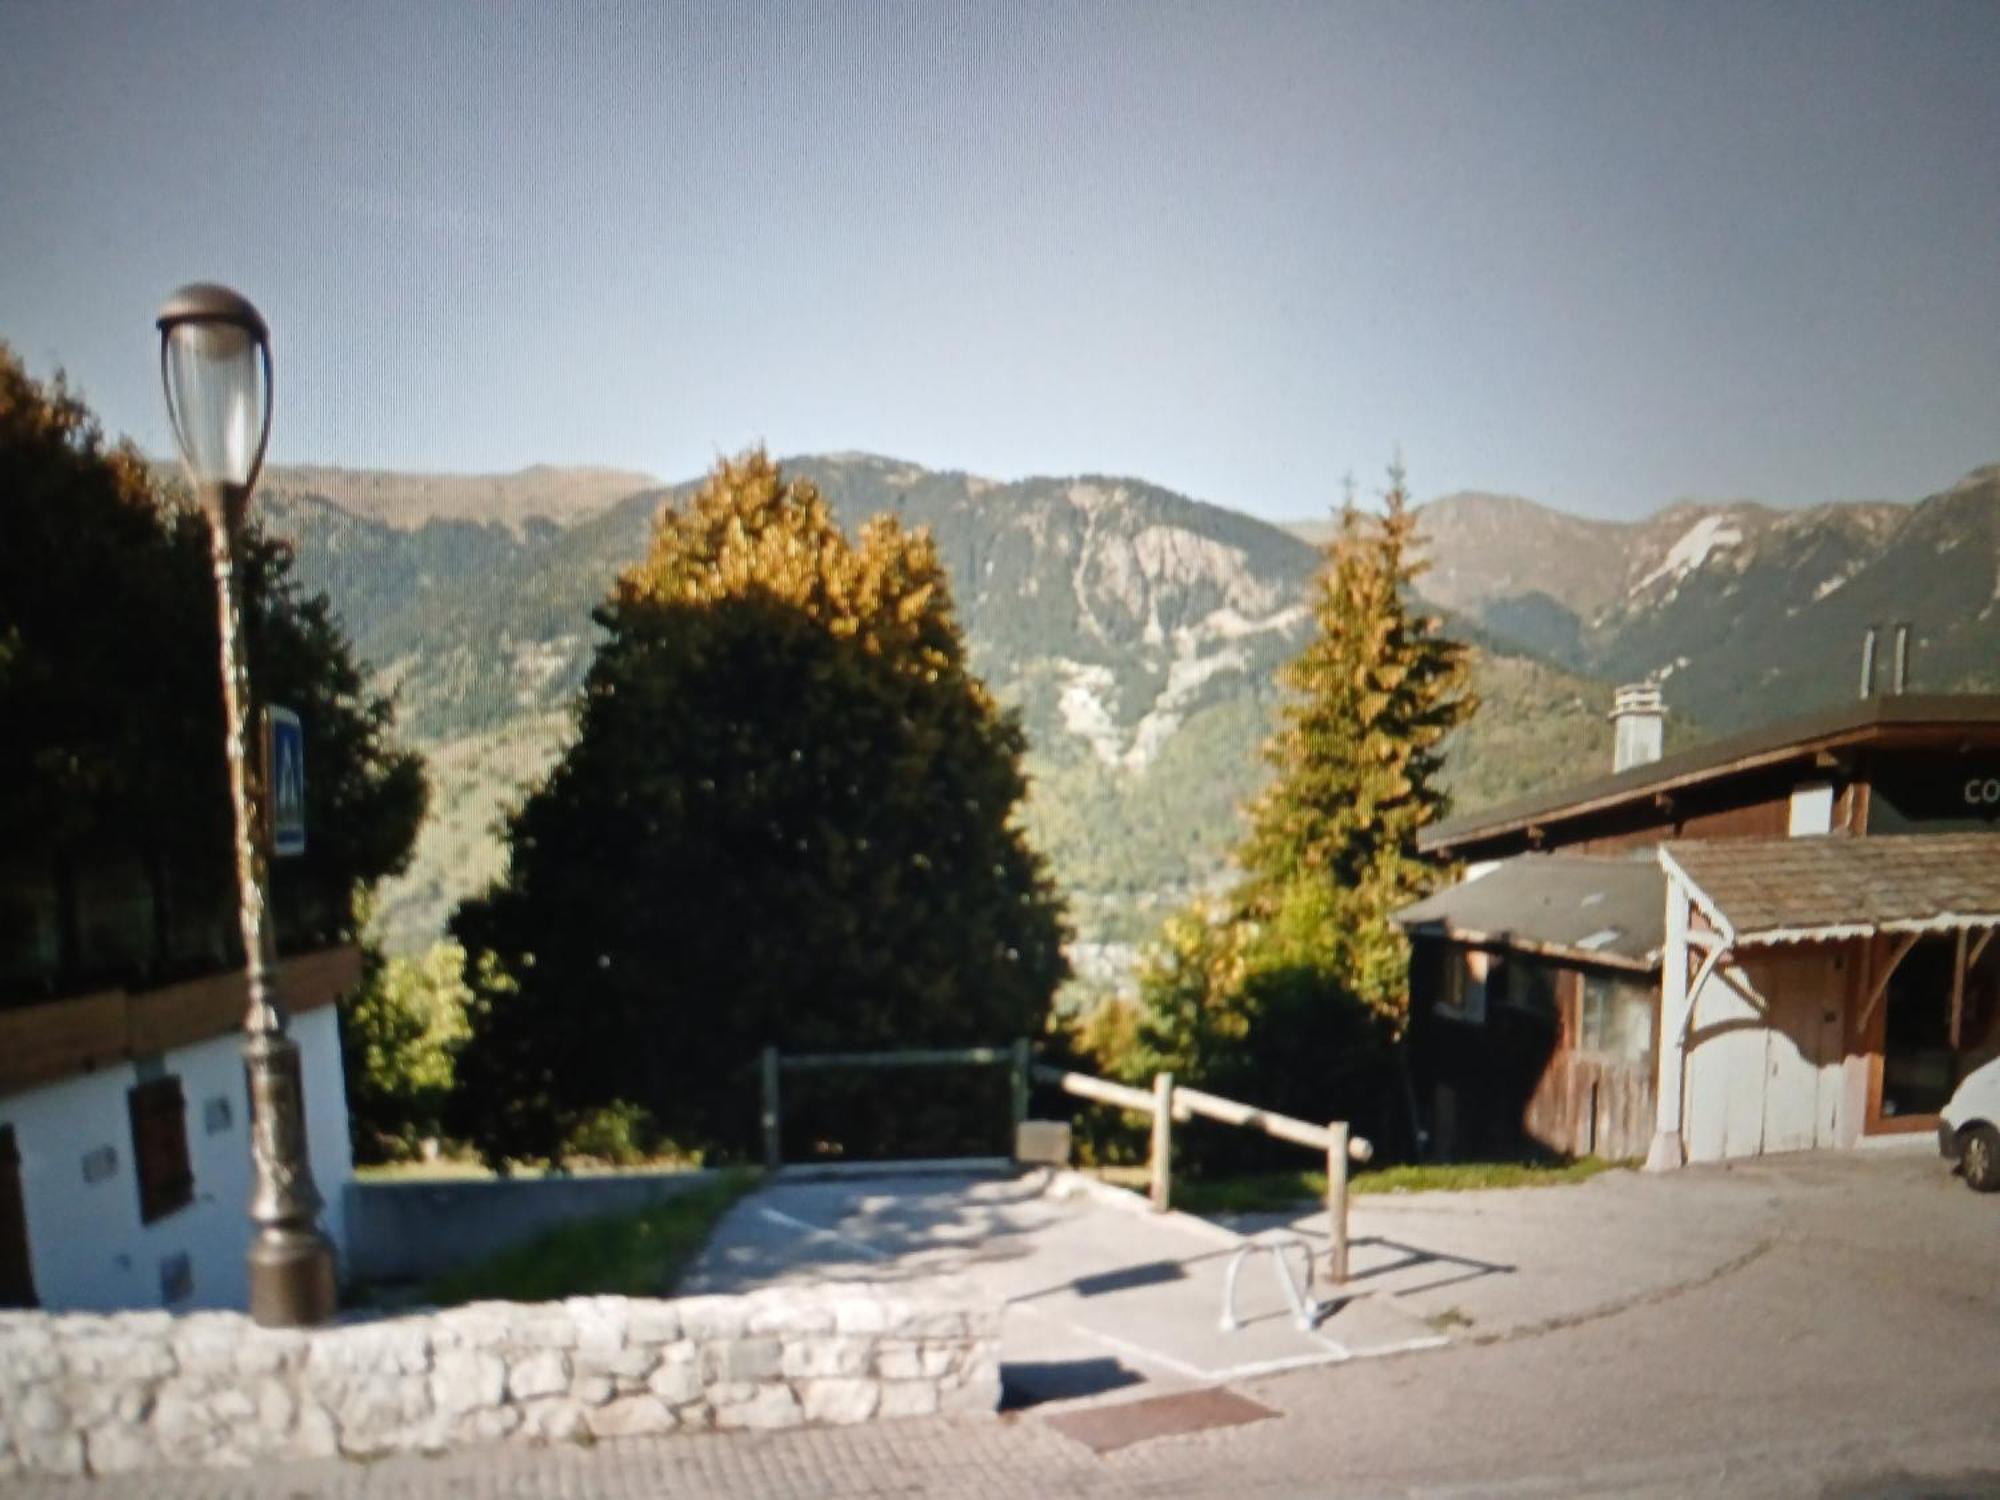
left=452, top=452, right=1069, bottom=1166
left=1239, top=462, right=1475, bottom=1024
left=1109, top=464, right=1474, bottom=1166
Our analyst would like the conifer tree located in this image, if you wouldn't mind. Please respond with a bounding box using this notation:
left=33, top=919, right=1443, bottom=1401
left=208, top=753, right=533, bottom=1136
left=1238, top=462, right=1475, bottom=1023
left=1111, top=464, right=1473, bottom=1161
left=453, top=452, right=1068, bottom=1165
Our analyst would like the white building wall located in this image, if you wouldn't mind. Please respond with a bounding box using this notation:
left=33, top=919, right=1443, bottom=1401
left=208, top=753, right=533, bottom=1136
left=0, top=1005, right=352, bottom=1312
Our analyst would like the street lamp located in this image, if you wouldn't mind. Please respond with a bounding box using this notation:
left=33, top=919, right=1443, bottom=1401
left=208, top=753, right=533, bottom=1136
left=157, top=283, right=335, bottom=1327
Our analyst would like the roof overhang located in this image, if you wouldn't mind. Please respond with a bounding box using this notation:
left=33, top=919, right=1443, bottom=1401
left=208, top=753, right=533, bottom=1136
left=1399, top=920, right=1660, bottom=973
left=1657, top=835, right=2000, bottom=951
left=1423, top=694, right=2000, bottom=855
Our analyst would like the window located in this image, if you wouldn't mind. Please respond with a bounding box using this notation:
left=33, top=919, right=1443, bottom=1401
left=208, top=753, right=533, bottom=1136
left=1580, top=974, right=1655, bottom=1066
left=1504, top=959, right=1559, bottom=1021
left=0, top=1125, right=35, bottom=1309
left=1436, top=947, right=1489, bottom=1024
left=128, top=1076, right=194, bottom=1224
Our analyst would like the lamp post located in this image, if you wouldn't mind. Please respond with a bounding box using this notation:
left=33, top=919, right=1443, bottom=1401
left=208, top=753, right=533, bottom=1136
left=156, top=283, right=335, bottom=1327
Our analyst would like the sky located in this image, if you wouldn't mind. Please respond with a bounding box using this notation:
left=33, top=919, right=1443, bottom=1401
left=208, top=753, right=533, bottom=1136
left=1, top=1, right=1995, bottom=523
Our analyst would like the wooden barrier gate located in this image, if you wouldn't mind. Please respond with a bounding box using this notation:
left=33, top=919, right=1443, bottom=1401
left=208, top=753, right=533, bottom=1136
left=758, top=1042, right=1372, bottom=1282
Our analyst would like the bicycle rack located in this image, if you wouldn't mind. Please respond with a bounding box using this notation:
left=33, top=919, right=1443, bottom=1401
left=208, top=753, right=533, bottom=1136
left=1220, top=1231, right=1323, bottom=1333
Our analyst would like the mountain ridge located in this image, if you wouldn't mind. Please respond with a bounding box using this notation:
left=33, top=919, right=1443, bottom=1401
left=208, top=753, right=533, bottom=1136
left=251, top=454, right=1998, bottom=962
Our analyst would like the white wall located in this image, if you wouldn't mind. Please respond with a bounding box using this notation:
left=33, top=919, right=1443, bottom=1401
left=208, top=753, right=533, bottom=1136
left=0, top=1005, right=352, bottom=1312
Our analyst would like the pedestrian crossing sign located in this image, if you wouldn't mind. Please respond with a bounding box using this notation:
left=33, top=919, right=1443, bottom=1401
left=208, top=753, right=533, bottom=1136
left=265, top=706, right=306, bottom=858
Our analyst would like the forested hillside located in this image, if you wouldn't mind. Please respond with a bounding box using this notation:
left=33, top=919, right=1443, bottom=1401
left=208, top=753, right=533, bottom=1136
left=257, top=457, right=1998, bottom=969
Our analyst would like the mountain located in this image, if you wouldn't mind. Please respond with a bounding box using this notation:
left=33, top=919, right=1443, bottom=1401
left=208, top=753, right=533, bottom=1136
left=259, top=463, right=655, bottom=531
left=1408, top=467, right=1999, bottom=730
left=258, top=456, right=1998, bottom=968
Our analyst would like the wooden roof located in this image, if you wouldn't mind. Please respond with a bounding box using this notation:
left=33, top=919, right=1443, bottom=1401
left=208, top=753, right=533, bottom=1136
left=1421, top=694, right=2000, bottom=855
left=1659, top=833, right=2000, bottom=946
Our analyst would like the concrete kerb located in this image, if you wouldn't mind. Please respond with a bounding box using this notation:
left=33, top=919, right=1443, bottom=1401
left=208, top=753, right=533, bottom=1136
left=769, top=1157, right=1016, bottom=1183
left=1041, top=1168, right=1248, bottom=1251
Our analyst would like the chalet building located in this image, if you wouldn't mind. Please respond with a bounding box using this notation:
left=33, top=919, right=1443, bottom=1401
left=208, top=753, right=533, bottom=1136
left=0, top=851, right=359, bottom=1312
left=1397, top=688, right=2000, bottom=1168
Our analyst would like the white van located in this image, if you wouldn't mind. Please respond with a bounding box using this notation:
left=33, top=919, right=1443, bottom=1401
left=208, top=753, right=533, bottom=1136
left=1940, top=1057, right=2000, bottom=1192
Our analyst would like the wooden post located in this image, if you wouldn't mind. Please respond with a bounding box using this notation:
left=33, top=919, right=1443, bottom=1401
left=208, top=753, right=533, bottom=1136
left=1326, top=1120, right=1350, bottom=1284
left=1150, top=1072, right=1174, bottom=1213
left=761, top=1046, right=781, bottom=1170
left=1009, top=1038, right=1031, bottom=1142
left=1949, top=927, right=1970, bottom=1049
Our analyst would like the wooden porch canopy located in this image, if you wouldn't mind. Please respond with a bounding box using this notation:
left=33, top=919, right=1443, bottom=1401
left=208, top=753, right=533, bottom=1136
left=1658, top=834, right=2000, bottom=1041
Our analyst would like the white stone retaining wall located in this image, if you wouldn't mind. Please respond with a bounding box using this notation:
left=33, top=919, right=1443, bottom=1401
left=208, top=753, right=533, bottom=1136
left=0, top=1287, right=1000, bottom=1478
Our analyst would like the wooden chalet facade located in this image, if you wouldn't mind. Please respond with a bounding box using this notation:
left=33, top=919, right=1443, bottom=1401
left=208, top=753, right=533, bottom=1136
left=1399, top=693, right=2000, bottom=1166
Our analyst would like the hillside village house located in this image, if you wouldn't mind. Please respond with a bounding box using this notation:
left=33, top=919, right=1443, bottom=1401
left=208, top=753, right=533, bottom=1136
left=0, top=850, right=357, bottom=1312
left=1397, top=686, right=2000, bottom=1169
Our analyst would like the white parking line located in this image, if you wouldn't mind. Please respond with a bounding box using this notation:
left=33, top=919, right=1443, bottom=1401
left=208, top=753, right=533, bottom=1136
left=758, top=1205, right=890, bottom=1258
left=1008, top=1301, right=1210, bottom=1381
left=751, top=1195, right=1439, bottom=1389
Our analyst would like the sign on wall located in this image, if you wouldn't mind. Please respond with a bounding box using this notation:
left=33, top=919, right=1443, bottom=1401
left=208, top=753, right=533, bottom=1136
left=264, top=707, right=306, bottom=858
left=1868, top=755, right=2000, bottom=832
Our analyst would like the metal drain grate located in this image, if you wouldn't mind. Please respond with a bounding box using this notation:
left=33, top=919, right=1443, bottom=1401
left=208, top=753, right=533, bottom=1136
left=1044, top=1386, right=1278, bottom=1455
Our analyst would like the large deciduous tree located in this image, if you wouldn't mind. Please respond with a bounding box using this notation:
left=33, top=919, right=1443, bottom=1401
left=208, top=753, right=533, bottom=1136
left=452, top=452, right=1068, bottom=1166
left=0, top=344, right=426, bottom=996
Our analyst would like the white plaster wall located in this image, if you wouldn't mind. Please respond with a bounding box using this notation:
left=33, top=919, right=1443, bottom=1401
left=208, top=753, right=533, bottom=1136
left=0, top=1006, right=353, bottom=1313
left=296, top=1005, right=354, bottom=1260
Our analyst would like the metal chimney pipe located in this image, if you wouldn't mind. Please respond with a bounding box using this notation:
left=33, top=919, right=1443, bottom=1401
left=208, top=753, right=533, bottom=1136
left=1892, top=623, right=1909, bottom=695
left=1859, top=626, right=1878, bottom=699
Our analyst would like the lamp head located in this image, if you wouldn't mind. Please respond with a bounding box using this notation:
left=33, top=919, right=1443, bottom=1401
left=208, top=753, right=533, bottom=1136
left=156, top=283, right=273, bottom=509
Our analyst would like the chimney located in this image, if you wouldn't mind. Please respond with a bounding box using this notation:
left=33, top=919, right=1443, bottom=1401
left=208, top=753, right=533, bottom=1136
left=1611, top=682, right=1666, bottom=774
left=1892, top=622, right=1910, bottom=694
left=1859, top=626, right=1878, bottom=699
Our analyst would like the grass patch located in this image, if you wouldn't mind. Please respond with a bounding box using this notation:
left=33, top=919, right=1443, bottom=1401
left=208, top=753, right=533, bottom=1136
left=423, top=1167, right=760, bottom=1307
left=356, top=1157, right=701, bottom=1184
left=1166, top=1157, right=1623, bottom=1216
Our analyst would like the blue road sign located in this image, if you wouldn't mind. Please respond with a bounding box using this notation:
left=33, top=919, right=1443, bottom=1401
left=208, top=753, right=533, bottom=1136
left=266, top=706, right=306, bottom=858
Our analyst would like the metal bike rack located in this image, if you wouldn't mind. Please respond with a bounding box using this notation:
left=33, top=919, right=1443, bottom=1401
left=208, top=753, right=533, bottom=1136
left=1220, top=1231, right=1322, bottom=1333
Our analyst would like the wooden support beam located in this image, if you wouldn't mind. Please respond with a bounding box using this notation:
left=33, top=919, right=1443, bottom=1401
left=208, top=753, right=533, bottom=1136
left=1326, top=1121, right=1351, bottom=1285
left=1033, top=1066, right=1157, bottom=1115
left=1858, top=932, right=1921, bottom=1036
left=1968, top=927, right=1995, bottom=972
left=1950, top=928, right=1970, bottom=1049
left=1678, top=942, right=1733, bottom=1047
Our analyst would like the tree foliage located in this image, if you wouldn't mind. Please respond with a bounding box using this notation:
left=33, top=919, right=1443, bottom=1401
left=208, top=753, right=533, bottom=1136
left=452, top=452, right=1069, bottom=1166
left=340, top=937, right=472, bottom=1164
left=1237, top=462, right=1476, bottom=1024
left=1103, top=466, right=1474, bottom=1162
left=0, top=345, right=426, bottom=999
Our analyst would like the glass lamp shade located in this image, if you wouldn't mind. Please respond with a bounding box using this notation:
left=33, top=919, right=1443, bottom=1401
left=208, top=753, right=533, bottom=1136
left=157, top=283, right=273, bottom=497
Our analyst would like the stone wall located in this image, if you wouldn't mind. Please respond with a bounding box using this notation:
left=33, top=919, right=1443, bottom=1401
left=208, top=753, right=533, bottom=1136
left=0, top=1287, right=1000, bottom=1478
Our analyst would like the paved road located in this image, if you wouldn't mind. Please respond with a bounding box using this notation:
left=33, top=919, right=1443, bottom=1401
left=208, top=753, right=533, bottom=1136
left=21, top=1149, right=2000, bottom=1497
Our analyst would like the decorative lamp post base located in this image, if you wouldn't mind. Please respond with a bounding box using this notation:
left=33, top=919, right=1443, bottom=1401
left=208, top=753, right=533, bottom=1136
left=248, top=1224, right=337, bottom=1328
left=242, top=1028, right=336, bottom=1327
